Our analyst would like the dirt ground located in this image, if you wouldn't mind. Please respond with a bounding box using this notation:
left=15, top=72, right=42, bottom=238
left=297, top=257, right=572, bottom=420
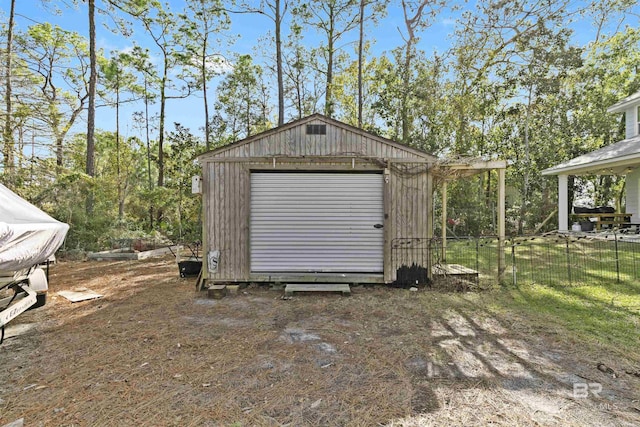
left=1, top=256, right=638, bottom=426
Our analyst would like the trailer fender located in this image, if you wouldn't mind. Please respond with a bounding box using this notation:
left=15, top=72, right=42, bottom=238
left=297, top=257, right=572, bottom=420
left=27, top=268, right=48, bottom=294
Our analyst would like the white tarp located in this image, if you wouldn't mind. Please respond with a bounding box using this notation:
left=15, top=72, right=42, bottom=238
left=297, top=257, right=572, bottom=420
left=0, top=183, right=69, bottom=272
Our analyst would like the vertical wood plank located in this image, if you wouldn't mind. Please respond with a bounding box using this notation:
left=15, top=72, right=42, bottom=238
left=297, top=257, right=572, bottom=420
left=230, top=162, right=238, bottom=278
left=241, top=164, right=250, bottom=279
left=219, top=162, right=226, bottom=277
left=384, top=163, right=392, bottom=282
left=202, top=162, right=210, bottom=280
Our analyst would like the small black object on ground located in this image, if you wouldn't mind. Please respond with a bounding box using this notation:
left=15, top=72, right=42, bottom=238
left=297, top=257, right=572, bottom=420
left=391, top=263, right=430, bottom=289
left=168, top=243, right=202, bottom=278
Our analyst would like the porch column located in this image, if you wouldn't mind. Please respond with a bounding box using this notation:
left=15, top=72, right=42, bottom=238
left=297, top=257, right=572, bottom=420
left=498, top=168, right=506, bottom=283
left=626, top=169, right=640, bottom=220
left=441, top=181, right=447, bottom=262
left=558, top=174, right=569, bottom=232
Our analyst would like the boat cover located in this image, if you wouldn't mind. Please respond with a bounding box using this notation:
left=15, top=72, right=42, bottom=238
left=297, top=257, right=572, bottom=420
left=0, top=183, right=69, bottom=272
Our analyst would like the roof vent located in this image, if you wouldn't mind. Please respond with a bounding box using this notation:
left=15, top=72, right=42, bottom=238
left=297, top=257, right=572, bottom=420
left=306, top=124, right=326, bottom=135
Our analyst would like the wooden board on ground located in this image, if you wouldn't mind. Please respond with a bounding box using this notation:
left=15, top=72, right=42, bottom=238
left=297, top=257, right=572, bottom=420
left=87, top=246, right=177, bottom=261
left=285, top=283, right=351, bottom=296
left=432, top=264, right=479, bottom=283
left=58, top=289, right=103, bottom=303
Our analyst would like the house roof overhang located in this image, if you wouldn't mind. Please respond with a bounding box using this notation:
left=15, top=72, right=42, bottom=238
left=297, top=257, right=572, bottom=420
left=541, top=135, right=640, bottom=176
left=607, top=90, right=640, bottom=113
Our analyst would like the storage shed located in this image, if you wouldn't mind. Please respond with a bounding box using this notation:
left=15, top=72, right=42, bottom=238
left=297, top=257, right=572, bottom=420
left=197, top=114, right=499, bottom=286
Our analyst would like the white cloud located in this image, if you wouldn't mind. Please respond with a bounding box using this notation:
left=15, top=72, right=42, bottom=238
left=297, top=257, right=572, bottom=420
left=202, top=55, right=234, bottom=74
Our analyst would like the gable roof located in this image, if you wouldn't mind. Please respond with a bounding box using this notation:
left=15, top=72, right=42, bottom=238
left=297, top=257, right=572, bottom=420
left=607, top=90, right=640, bottom=113
left=541, top=135, right=640, bottom=176
left=198, top=113, right=436, bottom=161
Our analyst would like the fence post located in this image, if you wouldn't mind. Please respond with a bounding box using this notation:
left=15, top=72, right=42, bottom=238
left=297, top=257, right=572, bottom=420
left=497, top=168, right=506, bottom=284
left=441, top=181, right=447, bottom=262
left=614, top=231, right=620, bottom=283
left=475, top=238, right=480, bottom=275
left=565, top=236, right=572, bottom=286
left=511, top=239, right=517, bottom=287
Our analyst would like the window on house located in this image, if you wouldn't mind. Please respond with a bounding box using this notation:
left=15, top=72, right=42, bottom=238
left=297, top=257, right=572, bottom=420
left=306, top=124, right=326, bottom=135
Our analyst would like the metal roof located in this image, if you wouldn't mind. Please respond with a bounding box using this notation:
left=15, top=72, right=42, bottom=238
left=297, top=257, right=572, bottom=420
left=541, top=135, right=640, bottom=175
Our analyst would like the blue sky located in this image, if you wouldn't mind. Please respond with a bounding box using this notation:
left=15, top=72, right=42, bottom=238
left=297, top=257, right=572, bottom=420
left=6, top=1, right=640, bottom=143
left=10, top=1, right=461, bottom=140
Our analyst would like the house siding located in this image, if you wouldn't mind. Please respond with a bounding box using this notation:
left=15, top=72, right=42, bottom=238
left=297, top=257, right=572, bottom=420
left=627, top=169, right=640, bottom=220
left=625, top=106, right=639, bottom=139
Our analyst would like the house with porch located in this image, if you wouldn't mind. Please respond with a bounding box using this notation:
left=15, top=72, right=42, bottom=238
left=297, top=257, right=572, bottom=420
left=542, top=90, right=640, bottom=231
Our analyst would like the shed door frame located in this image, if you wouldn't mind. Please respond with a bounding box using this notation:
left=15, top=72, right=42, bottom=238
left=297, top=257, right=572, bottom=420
left=249, top=171, right=385, bottom=274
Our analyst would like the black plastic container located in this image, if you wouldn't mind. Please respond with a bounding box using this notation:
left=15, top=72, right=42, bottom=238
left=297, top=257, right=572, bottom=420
left=179, top=259, right=202, bottom=278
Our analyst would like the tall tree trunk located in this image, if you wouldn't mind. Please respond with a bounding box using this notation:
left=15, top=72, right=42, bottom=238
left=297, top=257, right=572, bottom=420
left=401, top=37, right=413, bottom=143
left=55, top=122, right=64, bottom=173
left=323, top=2, right=335, bottom=118
left=16, top=126, right=23, bottom=169
left=116, top=76, right=124, bottom=220
left=3, top=0, right=16, bottom=185
left=86, top=0, right=97, bottom=214
left=144, top=77, right=154, bottom=229
left=202, top=39, right=211, bottom=150
left=295, top=50, right=303, bottom=118
left=275, top=0, right=284, bottom=126
left=158, top=68, right=167, bottom=188
left=400, top=0, right=430, bottom=143
left=156, top=64, right=167, bottom=224
left=245, top=89, right=251, bottom=137
left=325, top=28, right=334, bottom=117
left=357, top=0, right=365, bottom=128
left=201, top=5, right=211, bottom=150
left=518, top=84, right=533, bottom=234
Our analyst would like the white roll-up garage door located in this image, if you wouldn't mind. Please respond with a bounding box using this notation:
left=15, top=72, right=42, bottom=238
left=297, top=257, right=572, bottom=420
left=250, top=172, right=384, bottom=273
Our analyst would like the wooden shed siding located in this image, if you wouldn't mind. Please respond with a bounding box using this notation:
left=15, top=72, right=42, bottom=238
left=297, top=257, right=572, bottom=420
left=386, top=164, right=431, bottom=282
left=205, top=161, right=250, bottom=281
left=207, top=121, right=429, bottom=160
left=204, top=158, right=431, bottom=284
left=200, top=116, right=435, bottom=284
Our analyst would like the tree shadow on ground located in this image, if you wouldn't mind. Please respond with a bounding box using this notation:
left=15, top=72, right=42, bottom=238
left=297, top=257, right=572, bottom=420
left=1, top=265, right=638, bottom=426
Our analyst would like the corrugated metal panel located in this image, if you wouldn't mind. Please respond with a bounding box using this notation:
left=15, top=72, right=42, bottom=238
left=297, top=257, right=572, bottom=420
left=251, top=173, right=384, bottom=273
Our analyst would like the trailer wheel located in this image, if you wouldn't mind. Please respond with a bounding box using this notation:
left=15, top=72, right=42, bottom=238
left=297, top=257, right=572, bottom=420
left=30, top=293, right=46, bottom=309
left=26, top=268, right=48, bottom=310
left=25, top=292, right=46, bottom=310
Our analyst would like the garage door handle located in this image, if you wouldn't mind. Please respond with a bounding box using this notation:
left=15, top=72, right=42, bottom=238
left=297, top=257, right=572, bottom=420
left=373, top=224, right=384, bottom=229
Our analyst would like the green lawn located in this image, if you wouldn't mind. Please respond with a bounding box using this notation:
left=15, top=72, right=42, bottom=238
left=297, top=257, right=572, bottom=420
left=442, top=237, right=640, bottom=357
left=486, top=281, right=640, bottom=358
left=444, top=236, right=640, bottom=287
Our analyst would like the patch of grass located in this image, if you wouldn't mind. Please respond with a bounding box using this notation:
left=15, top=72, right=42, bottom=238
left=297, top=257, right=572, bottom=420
left=445, top=236, right=640, bottom=287
left=445, top=237, right=640, bottom=357
left=487, top=280, right=640, bottom=359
